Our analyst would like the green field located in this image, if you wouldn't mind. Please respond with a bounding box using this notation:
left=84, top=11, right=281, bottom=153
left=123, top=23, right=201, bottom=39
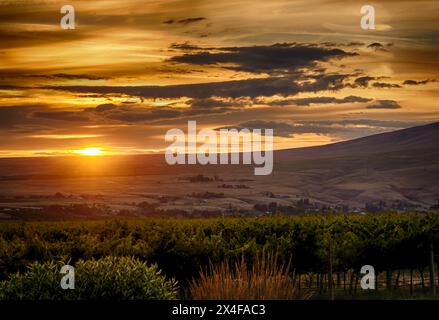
left=1, top=213, right=439, bottom=300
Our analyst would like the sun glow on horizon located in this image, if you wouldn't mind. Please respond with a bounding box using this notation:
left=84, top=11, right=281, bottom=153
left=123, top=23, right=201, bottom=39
left=73, top=147, right=104, bottom=156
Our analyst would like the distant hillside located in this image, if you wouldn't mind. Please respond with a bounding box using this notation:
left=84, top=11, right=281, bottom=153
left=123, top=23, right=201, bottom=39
left=0, top=122, right=438, bottom=212
left=276, top=122, right=439, bottom=160
left=273, top=122, right=439, bottom=209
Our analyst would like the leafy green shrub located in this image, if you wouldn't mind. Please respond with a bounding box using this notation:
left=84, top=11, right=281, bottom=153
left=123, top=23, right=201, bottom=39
left=0, top=256, right=178, bottom=300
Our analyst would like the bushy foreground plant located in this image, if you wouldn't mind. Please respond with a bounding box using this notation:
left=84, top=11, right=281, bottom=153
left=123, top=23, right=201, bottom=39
left=190, top=252, right=310, bottom=300
left=0, top=256, right=178, bottom=300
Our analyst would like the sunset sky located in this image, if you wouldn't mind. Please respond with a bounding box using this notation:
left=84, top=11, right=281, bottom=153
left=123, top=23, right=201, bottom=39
left=0, top=0, right=438, bottom=157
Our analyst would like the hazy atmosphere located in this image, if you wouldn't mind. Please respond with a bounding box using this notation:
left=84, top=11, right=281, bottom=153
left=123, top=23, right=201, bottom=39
left=1, top=0, right=438, bottom=157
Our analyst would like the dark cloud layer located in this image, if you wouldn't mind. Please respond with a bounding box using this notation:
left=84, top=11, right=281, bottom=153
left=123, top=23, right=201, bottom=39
left=267, top=95, right=372, bottom=106
left=164, top=17, right=207, bottom=25
left=170, top=42, right=202, bottom=51
left=188, top=98, right=247, bottom=108
left=372, top=82, right=402, bottom=89
left=217, top=120, right=351, bottom=138
left=353, top=76, right=376, bottom=87
left=104, top=107, right=180, bottom=122
left=366, top=100, right=402, bottom=109
left=84, top=103, right=118, bottom=113
left=33, top=111, right=90, bottom=122
left=217, top=119, right=418, bottom=138
left=367, top=42, right=391, bottom=52
left=169, top=43, right=355, bottom=74
left=352, top=76, right=401, bottom=89
left=0, top=105, right=41, bottom=127
left=45, top=73, right=351, bottom=99
left=218, top=121, right=297, bottom=137
left=403, top=79, right=435, bottom=85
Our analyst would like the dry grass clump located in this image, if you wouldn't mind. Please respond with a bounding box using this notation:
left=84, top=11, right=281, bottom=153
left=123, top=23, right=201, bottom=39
left=190, top=252, right=310, bottom=300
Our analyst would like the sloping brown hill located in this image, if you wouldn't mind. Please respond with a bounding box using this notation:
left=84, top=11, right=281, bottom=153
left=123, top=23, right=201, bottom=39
left=276, top=122, right=439, bottom=160
left=274, top=122, right=439, bottom=209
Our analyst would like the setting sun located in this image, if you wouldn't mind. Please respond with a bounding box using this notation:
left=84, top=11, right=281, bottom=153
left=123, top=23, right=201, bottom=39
left=74, top=147, right=103, bottom=156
